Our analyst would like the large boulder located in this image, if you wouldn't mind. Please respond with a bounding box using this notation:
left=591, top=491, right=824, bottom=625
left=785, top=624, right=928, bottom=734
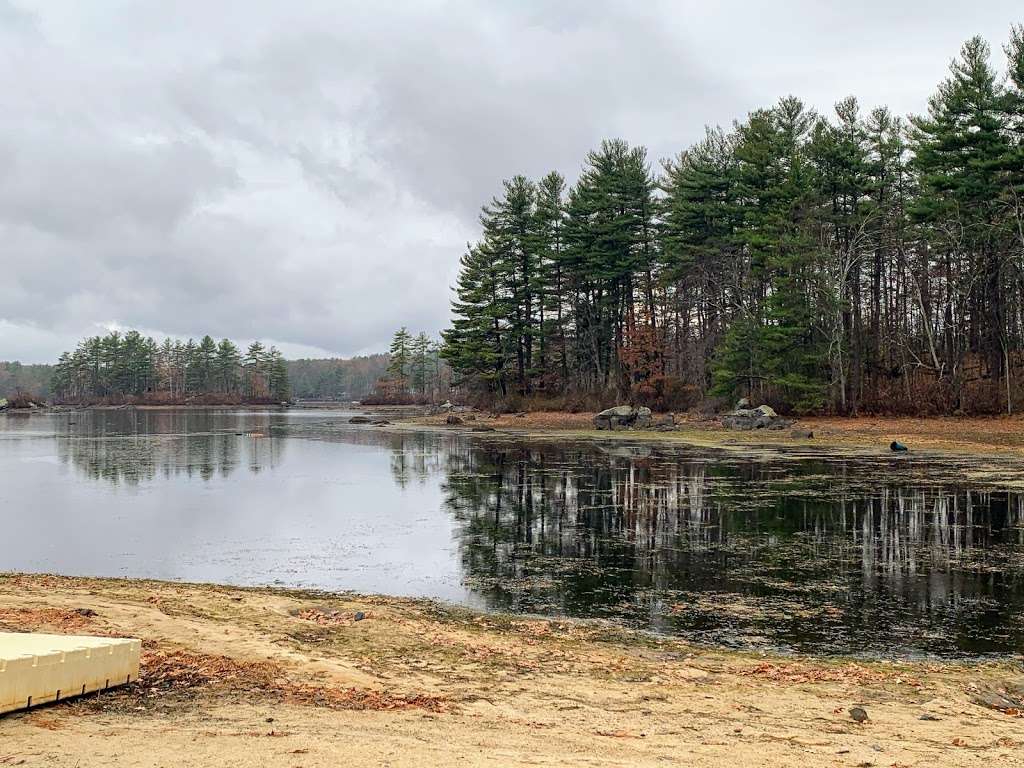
left=721, top=404, right=791, bottom=431
left=634, top=406, right=653, bottom=429
left=598, top=405, right=635, bottom=418
left=592, top=404, right=671, bottom=431
left=593, top=405, right=635, bottom=430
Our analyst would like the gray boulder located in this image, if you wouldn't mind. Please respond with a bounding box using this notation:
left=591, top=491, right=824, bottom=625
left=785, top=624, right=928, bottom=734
left=598, top=405, right=635, bottom=418
left=722, top=404, right=790, bottom=431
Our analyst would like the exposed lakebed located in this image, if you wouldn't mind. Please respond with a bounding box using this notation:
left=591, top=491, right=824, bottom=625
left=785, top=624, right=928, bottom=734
left=2, top=407, right=1024, bottom=658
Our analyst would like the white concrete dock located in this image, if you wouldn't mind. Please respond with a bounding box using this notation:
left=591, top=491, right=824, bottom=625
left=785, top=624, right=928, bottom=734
left=0, top=632, right=141, bottom=714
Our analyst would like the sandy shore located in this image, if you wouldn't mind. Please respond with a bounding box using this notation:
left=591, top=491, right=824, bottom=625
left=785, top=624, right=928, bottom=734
left=1, top=574, right=1023, bottom=766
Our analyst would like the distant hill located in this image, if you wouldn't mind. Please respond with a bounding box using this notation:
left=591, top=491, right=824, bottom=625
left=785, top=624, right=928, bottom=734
left=0, top=362, right=53, bottom=399
left=286, top=354, right=389, bottom=401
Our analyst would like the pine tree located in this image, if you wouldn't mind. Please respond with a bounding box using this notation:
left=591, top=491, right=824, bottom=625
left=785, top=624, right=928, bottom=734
left=267, top=347, right=290, bottom=401
left=387, top=327, right=413, bottom=391
left=244, top=341, right=266, bottom=398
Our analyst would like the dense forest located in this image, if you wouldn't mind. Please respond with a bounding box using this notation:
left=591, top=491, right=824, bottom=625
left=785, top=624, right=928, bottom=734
left=0, top=361, right=53, bottom=399
left=441, top=29, right=1024, bottom=415
left=50, top=331, right=290, bottom=404
left=286, top=355, right=389, bottom=400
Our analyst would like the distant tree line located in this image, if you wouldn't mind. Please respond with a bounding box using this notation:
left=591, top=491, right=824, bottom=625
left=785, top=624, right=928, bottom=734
left=51, top=331, right=290, bottom=404
left=442, top=29, right=1024, bottom=415
left=0, top=361, right=52, bottom=399
left=364, top=327, right=449, bottom=404
left=285, top=355, right=390, bottom=400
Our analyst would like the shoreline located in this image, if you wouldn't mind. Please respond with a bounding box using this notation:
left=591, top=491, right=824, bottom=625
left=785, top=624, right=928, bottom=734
left=2, top=573, right=1023, bottom=766
left=400, top=409, right=1024, bottom=460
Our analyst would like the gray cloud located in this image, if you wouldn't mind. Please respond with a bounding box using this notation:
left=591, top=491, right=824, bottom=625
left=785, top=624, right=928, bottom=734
left=0, top=0, right=1021, bottom=362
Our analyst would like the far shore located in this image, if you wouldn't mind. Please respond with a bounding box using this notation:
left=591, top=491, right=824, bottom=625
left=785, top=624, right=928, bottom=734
left=2, top=573, right=1023, bottom=767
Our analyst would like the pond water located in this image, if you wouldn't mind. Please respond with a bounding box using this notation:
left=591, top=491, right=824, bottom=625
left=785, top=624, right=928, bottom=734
left=2, top=408, right=1024, bottom=659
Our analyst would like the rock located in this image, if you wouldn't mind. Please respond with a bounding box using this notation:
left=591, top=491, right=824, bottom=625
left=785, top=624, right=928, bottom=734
left=353, top=611, right=366, bottom=622
left=597, top=405, right=635, bottom=418
left=0, top=397, right=7, bottom=411
left=471, top=425, right=496, bottom=432
left=890, top=440, right=909, bottom=452
left=655, top=414, right=675, bottom=428
left=918, top=713, right=942, bottom=721
left=636, top=406, right=652, bottom=417
left=971, top=688, right=1024, bottom=712
left=373, top=420, right=391, bottom=426
left=74, top=608, right=98, bottom=617
left=446, top=414, right=463, bottom=426
left=849, top=706, right=869, bottom=723
left=736, top=397, right=750, bottom=410
left=722, top=404, right=789, bottom=431
left=790, top=428, right=814, bottom=439
left=594, top=405, right=634, bottom=430
left=440, top=400, right=454, bottom=411
left=514, top=412, right=527, bottom=418
left=721, top=409, right=757, bottom=430
left=348, top=415, right=373, bottom=424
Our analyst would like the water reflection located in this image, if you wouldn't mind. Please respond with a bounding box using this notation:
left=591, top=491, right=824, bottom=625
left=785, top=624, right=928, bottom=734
left=53, top=409, right=285, bottom=484
left=4, top=409, right=1024, bottom=657
left=436, top=440, right=1024, bottom=656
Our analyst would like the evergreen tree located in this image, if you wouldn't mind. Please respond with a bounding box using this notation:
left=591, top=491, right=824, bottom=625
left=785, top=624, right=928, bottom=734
left=387, top=327, right=413, bottom=390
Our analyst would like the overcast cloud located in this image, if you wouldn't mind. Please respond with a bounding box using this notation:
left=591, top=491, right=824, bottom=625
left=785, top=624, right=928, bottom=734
left=1, top=1, right=1021, bottom=362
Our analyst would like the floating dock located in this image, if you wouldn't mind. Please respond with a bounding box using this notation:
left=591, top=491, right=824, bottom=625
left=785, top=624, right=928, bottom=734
left=0, top=632, right=141, bottom=714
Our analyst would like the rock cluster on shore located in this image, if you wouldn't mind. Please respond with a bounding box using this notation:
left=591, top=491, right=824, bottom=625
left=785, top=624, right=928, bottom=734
left=720, top=402, right=792, bottom=431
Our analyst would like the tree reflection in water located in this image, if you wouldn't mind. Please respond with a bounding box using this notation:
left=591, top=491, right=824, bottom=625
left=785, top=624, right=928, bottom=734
left=434, top=439, right=1024, bottom=656
left=56, top=409, right=284, bottom=485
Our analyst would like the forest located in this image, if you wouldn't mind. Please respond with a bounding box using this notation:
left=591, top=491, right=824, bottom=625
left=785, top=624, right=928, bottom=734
left=441, top=29, right=1024, bottom=415
left=286, top=354, right=389, bottom=401
left=0, top=361, right=53, bottom=400
left=50, top=331, right=291, bottom=404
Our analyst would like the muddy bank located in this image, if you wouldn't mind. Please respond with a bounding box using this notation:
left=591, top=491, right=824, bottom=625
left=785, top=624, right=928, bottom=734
left=1, top=574, right=1022, bottom=766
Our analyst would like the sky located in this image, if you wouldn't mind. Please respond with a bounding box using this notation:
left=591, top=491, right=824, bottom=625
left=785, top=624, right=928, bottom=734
left=1, top=1, right=1021, bottom=363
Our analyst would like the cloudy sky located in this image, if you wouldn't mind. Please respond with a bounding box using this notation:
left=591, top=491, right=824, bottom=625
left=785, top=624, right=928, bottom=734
left=1, top=1, right=1021, bottom=363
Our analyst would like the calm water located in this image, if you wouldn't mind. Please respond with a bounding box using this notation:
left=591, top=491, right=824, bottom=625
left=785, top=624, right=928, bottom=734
left=3, top=408, right=1024, bottom=658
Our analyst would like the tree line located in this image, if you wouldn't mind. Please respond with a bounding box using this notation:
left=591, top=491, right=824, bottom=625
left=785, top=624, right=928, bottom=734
left=51, top=331, right=290, bottom=403
left=286, top=355, right=389, bottom=400
left=441, top=29, right=1024, bottom=415
left=0, top=362, right=53, bottom=399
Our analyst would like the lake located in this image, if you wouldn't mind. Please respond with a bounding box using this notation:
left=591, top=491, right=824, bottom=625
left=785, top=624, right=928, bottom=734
left=2, top=407, right=1024, bottom=658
